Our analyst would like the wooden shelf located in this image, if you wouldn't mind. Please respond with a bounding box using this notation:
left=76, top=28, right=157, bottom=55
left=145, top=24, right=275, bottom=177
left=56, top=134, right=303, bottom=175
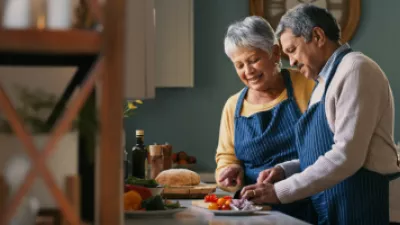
left=0, top=28, right=101, bottom=224
left=0, top=29, right=101, bottom=54
left=0, top=0, right=124, bottom=223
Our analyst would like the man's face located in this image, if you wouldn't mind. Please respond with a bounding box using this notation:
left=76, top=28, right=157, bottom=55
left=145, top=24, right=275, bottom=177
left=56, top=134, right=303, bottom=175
left=280, top=29, right=325, bottom=80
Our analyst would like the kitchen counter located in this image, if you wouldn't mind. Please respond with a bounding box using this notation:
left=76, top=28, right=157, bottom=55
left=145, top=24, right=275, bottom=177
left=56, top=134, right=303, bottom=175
left=125, top=187, right=310, bottom=225
left=125, top=200, right=311, bottom=225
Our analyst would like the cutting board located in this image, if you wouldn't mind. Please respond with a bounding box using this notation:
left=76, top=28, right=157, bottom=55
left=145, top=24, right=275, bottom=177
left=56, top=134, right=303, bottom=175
left=162, top=184, right=217, bottom=199
left=191, top=200, right=272, bottom=211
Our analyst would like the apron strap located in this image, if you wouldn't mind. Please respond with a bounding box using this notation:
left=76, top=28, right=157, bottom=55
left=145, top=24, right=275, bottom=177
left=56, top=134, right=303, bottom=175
left=234, top=87, right=248, bottom=118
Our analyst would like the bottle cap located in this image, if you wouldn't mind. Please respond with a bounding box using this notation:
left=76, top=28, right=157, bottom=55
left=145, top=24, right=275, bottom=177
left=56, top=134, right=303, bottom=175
left=136, top=130, right=144, bottom=136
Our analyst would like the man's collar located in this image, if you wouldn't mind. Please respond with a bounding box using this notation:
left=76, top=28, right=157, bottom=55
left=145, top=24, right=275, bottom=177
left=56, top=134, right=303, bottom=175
left=317, top=43, right=351, bottom=81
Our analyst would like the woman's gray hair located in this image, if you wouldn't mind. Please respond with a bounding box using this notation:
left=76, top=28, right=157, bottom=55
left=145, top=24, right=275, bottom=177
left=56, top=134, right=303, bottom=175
left=275, top=4, right=341, bottom=42
left=224, top=16, right=278, bottom=59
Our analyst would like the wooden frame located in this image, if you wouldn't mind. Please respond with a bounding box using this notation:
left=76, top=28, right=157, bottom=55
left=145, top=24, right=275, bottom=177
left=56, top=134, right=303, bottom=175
left=98, top=0, right=124, bottom=224
left=0, top=0, right=125, bottom=224
left=249, top=0, right=361, bottom=44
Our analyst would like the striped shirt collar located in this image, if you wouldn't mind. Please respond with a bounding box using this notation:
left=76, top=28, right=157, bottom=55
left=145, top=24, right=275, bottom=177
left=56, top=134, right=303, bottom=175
left=318, top=43, right=351, bottom=82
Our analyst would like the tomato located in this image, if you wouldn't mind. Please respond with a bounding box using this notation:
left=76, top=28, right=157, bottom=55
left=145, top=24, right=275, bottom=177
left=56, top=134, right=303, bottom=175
left=225, top=199, right=231, bottom=206
left=221, top=204, right=231, bottom=210
left=223, top=196, right=232, bottom=200
left=208, top=202, right=219, bottom=210
left=204, top=194, right=218, bottom=203
left=216, top=198, right=226, bottom=206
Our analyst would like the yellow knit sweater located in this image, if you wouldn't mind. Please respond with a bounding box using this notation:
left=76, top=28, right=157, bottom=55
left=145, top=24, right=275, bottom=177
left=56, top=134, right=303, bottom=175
left=215, top=69, right=315, bottom=192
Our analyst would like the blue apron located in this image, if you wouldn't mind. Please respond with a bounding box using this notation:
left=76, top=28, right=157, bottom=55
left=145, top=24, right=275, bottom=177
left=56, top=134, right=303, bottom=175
left=296, top=48, right=400, bottom=225
left=234, top=69, right=317, bottom=223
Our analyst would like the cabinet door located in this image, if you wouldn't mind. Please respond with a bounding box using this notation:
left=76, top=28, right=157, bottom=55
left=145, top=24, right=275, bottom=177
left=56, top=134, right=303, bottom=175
left=155, top=0, right=194, bottom=87
left=124, top=0, right=155, bottom=99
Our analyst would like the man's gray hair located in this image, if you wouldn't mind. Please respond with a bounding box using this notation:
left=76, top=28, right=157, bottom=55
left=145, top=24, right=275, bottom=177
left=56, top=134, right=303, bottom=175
left=276, top=4, right=341, bottom=42
left=224, top=16, right=278, bottom=58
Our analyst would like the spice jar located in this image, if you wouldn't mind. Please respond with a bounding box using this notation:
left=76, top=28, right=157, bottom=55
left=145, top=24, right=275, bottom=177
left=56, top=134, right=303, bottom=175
left=148, top=144, right=163, bottom=179
left=162, top=142, right=173, bottom=170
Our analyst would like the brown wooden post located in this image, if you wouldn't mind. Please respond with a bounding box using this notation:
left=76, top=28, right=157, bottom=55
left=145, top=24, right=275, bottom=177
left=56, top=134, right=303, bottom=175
left=99, top=0, right=125, bottom=224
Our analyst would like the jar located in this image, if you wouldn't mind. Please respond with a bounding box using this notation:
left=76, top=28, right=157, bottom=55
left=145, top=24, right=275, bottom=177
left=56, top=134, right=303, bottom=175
left=47, top=0, right=72, bottom=29
left=2, top=0, right=31, bottom=29
left=162, top=142, right=173, bottom=170
left=148, top=144, right=163, bottom=179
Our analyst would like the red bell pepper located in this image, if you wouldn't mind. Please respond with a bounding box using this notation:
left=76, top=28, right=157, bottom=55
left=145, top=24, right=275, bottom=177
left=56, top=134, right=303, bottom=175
left=124, top=184, right=152, bottom=200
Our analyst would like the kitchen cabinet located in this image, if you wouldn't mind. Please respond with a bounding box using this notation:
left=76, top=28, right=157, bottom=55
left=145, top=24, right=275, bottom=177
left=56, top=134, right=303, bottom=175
left=124, top=0, right=156, bottom=99
left=124, top=0, right=194, bottom=99
left=154, top=0, right=194, bottom=87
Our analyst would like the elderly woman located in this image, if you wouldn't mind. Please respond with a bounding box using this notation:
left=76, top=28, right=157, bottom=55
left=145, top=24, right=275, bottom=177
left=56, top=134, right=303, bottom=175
left=215, top=16, right=316, bottom=222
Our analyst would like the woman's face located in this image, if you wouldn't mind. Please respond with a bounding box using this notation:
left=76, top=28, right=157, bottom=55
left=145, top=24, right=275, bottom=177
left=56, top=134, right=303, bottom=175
left=230, top=46, right=280, bottom=92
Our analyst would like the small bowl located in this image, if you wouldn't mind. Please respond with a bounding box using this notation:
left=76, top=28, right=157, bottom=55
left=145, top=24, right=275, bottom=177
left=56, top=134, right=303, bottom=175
left=148, top=186, right=164, bottom=196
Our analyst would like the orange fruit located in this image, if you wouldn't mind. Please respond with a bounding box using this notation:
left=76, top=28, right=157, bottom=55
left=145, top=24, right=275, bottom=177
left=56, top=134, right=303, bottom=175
left=124, top=190, right=142, bottom=211
left=208, top=202, right=219, bottom=210
left=216, top=198, right=226, bottom=206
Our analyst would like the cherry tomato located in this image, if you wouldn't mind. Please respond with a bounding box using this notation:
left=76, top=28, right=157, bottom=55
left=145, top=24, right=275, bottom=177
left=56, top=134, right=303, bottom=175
left=225, top=199, right=231, bottom=206
left=208, top=202, right=219, bottom=210
left=204, top=194, right=218, bottom=203
left=211, top=195, right=218, bottom=202
left=216, top=198, right=226, bottom=206
left=223, top=196, right=232, bottom=200
left=221, top=204, right=231, bottom=210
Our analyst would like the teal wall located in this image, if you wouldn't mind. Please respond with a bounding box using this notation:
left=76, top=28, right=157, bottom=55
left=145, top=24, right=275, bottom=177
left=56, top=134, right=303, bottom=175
left=125, top=0, right=400, bottom=172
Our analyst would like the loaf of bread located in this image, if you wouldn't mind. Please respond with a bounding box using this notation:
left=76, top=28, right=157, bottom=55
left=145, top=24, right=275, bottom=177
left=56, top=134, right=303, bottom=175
left=155, top=169, right=200, bottom=186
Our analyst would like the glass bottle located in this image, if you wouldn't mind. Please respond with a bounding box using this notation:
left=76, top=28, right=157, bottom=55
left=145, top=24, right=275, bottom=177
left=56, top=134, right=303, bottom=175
left=131, top=130, right=147, bottom=179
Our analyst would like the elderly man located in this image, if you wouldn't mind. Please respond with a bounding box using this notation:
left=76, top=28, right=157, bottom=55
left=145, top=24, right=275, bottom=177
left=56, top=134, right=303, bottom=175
left=241, top=4, right=400, bottom=225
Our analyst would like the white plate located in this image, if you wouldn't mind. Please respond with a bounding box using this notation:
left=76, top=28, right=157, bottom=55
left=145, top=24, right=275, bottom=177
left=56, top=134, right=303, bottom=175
left=125, top=207, right=187, bottom=218
left=208, top=207, right=263, bottom=216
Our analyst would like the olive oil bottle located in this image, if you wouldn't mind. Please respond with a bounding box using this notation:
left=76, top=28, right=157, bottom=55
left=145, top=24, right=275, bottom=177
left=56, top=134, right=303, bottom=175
left=131, top=130, right=147, bottom=178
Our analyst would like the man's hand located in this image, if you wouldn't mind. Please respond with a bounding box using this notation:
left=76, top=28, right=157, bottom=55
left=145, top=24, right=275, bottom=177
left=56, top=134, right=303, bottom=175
left=256, top=166, right=285, bottom=184
left=218, top=165, right=243, bottom=187
left=240, top=183, right=280, bottom=205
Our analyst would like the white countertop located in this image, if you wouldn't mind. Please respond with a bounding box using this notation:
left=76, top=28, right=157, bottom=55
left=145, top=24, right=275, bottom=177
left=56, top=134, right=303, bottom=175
left=125, top=188, right=311, bottom=225
left=125, top=200, right=311, bottom=225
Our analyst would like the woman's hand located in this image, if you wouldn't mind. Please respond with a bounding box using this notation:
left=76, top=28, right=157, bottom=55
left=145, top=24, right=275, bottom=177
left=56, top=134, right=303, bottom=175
left=256, top=166, right=285, bottom=184
left=218, top=165, right=243, bottom=187
left=240, top=183, right=280, bottom=204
